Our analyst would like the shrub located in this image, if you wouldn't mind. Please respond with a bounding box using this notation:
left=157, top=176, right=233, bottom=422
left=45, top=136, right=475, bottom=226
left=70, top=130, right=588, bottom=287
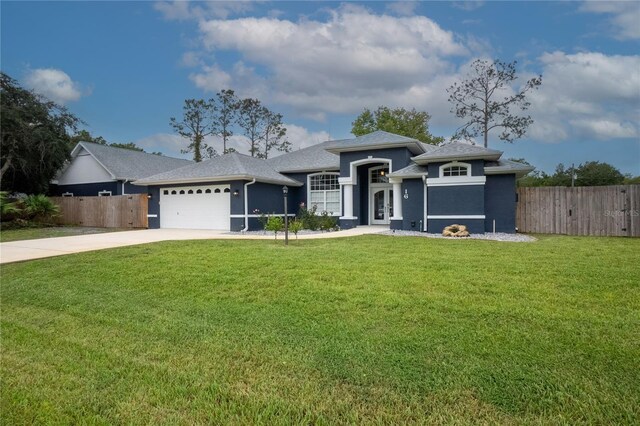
left=319, top=211, right=338, bottom=232
left=254, top=209, right=268, bottom=232
left=23, top=194, right=60, bottom=223
left=289, top=219, right=303, bottom=239
left=265, top=215, right=284, bottom=239
left=298, top=204, right=320, bottom=230
left=0, top=191, right=21, bottom=221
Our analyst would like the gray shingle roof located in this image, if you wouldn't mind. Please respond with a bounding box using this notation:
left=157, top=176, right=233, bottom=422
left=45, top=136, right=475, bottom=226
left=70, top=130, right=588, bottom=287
left=325, top=131, right=425, bottom=155
left=388, top=162, right=428, bottom=178
left=485, top=159, right=535, bottom=177
left=77, top=142, right=192, bottom=180
left=267, top=141, right=339, bottom=173
left=134, top=152, right=302, bottom=186
left=412, top=142, right=502, bottom=164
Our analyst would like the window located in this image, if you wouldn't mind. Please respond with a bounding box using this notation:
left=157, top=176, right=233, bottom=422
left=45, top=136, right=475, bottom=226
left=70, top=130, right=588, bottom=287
left=196, top=189, right=202, bottom=194
left=171, top=190, right=177, bottom=195
left=188, top=189, right=194, bottom=194
left=308, top=173, right=340, bottom=215
left=223, top=188, right=230, bottom=193
left=62, top=192, right=73, bottom=197
left=440, top=162, right=471, bottom=177
left=214, top=188, right=221, bottom=193
left=205, top=189, right=211, bottom=194
left=370, top=167, right=389, bottom=184
left=98, top=190, right=112, bottom=196
left=163, top=190, right=169, bottom=195
left=179, top=190, right=185, bottom=194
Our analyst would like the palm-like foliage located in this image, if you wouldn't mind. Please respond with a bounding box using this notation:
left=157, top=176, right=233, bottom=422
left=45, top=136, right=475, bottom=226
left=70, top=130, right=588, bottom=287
left=23, top=194, right=59, bottom=221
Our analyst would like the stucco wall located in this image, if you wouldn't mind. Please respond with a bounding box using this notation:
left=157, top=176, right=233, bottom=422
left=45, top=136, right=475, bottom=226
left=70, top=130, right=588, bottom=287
left=401, top=178, right=425, bottom=231
left=53, top=181, right=119, bottom=197
left=427, top=185, right=485, bottom=216
left=484, top=174, right=517, bottom=232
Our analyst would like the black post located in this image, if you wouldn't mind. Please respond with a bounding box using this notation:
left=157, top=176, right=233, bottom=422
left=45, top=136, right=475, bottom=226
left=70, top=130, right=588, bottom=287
left=283, top=186, right=289, bottom=246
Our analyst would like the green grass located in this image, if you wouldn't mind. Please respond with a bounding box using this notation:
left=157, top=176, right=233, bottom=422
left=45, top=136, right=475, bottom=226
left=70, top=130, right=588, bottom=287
left=1, top=235, right=638, bottom=424
left=0, top=226, right=129, bottom=242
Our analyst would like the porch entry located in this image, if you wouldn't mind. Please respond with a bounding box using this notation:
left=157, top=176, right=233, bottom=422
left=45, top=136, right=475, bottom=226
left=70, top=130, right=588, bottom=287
left=369, top=165, right=392, bottom=225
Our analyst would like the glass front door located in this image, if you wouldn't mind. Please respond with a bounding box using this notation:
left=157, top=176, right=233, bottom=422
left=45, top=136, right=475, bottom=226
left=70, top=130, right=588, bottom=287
left=370, top=188, right=393, bottom=224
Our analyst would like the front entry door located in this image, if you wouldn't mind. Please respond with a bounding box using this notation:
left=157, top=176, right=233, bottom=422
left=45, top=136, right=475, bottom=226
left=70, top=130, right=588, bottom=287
left=370, top=188, right=393, bottom=225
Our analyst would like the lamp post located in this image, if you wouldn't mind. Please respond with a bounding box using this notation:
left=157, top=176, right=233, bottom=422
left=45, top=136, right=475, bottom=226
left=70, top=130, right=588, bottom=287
left=282, top=186, right=289, bottom=246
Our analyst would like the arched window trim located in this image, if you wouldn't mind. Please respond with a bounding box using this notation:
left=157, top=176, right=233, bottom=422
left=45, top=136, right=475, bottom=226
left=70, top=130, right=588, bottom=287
left=439, top=161, right=471, bottom=178
left=307, top=172, right=341, bottom=216
left=369, top=165, right=390, bottom=186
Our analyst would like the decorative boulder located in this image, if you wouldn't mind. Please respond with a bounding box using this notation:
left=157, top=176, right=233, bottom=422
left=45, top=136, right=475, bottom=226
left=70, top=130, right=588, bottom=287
left=442, top=224, right=470, bottom=237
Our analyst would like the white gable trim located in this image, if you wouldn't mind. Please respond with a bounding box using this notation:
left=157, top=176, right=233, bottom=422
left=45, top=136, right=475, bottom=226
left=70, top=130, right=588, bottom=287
left=72, top=143, right=117, bottom=180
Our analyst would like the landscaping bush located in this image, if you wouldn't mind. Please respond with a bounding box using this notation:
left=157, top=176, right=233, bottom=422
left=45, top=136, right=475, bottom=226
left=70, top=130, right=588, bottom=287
left=0, top=192, right=21, bottom=222
left=265, top=215, right=284, bottom=239
left=298, top=203, right=320, bottom=230
left=319, top=210, right=338, bottom=231
left=289, top=219, right=303, bottom=239
left=23, top=194, right=60, bottom=223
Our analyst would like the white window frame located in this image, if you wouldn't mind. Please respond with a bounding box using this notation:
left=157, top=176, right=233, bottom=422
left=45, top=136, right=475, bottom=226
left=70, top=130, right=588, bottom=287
left=369, top=165, right=390, bottom=186
left=439, top=161, right=471, bottom=178
left=61, top=192, right=74, bottom=197
left=307, top=172, right=341, bottom=216
left=98, top=190, right=112, bottom=196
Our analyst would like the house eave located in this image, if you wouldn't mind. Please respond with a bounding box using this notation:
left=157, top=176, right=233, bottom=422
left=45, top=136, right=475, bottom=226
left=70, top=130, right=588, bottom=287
left=411, top=152, right=502, bottom=165
left=276, top=167, right=340, bottom=174
left=485, top=166, right=534, bottom=178
left=326, top=142, right=424, bottom=155
left=133, top=175, right=303, bottom=187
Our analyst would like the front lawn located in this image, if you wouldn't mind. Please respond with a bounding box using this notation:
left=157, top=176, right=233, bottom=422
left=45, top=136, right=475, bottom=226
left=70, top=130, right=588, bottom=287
left=0, top=226, right=129, bottom=242
left=1, top=235, right=638, bottom=424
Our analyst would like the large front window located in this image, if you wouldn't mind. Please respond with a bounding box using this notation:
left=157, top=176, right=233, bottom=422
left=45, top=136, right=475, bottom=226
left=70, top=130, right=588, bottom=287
left=308, top=173, right=340, bottom=215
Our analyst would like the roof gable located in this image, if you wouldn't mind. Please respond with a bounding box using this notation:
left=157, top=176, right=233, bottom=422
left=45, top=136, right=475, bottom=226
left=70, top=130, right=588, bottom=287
left=266, top=141, right=339, bottom=173
left=412, top=142, right=502, bottom=164
left=324, top=131, right=426, bottom=155
left=74, top=142, right=193, bottom=180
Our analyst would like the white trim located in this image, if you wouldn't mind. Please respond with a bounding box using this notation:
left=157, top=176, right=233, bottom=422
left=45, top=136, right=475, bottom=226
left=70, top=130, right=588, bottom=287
left=369, top=187, right=393, bottom=225
left=427, top=215, right=486, bottom=219
left=411, top=152, right=502, bottom=165
left=439, top=161, right=471, bottom=177
left=307, top=172, right=341, bottom=216
left=74, top=144, right=117, bottom=180
left=147, top=214, right=158, bottom=218
left=426, top=176, right=486, bottom=187
left=339, top=216, right=358, bottom=220
left=243, top=179, right=256, bottom=232
left=98, top=190, right=112, bottom=196
left=231, top=213, right=296, bottom=218
left=61, top=192, right=74, bottom=197
left=340, top=157, right=393, bottom=185
left=422, top=176, right=427, bottom=231
left=134, top=175, right=302, bottom=187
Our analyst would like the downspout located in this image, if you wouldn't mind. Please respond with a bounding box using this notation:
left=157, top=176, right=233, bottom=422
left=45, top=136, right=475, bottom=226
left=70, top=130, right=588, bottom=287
left=122, top=179, right=128, bottom=195
left=422, top=175, right=427, bottom=232
left=242, top=179, right=257, bottom=232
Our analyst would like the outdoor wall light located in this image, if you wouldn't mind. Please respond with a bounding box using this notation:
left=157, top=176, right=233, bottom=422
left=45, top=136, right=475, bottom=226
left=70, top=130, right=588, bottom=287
left=233, top=189, right=239, bottom=197
left=403, top=189, right=409, bottom=200
left=147, top=194, right=152, bottom=199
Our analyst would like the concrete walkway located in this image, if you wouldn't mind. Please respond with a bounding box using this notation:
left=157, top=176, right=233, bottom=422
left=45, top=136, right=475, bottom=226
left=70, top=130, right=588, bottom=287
left=0, top=226, right=388, bottom=264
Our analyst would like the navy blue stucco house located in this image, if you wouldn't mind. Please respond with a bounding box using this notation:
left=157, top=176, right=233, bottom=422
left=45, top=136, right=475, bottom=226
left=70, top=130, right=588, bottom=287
left=56, top=131, right=533, bottom=233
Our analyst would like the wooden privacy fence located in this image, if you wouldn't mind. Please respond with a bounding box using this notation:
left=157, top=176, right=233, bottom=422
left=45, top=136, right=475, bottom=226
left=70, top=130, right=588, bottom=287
left=516, top=185, right=639, bottom=237
left=51, top=194, right=148, bottom=228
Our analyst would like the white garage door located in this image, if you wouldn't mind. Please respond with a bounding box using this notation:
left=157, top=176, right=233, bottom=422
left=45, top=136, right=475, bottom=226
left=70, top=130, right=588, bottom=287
left=160, top=185, right=231, bottom=230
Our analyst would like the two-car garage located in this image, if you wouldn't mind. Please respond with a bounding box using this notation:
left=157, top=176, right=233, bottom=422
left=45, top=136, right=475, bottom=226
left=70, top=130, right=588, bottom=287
left=159, top=184, right=230, bottom=230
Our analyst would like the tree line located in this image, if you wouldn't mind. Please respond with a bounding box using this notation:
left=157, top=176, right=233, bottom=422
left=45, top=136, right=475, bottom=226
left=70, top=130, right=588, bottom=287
left=510, top=159, right=639, bottom=187
left=170, top=90, right=289, bottom=162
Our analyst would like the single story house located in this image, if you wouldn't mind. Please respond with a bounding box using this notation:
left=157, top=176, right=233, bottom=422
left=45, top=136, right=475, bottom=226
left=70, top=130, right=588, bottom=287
left=131, top=131, right=533, bottom=233
left=50, top=141, right=193, bottom=197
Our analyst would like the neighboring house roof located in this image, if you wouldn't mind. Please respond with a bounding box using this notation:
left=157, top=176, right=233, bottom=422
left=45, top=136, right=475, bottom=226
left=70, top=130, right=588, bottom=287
left=485, top=159, right=535, bottom=177
left=71, top=141, right=192, bottom=180
left=387, top=162, right=429, bottom=178
left=267, top=141, right=339, bottom=173
left=412, top=142, right=502, bottom=164
left=324, top=130, right=426, bottom=155
left=133, top=152, right=303, bottom=186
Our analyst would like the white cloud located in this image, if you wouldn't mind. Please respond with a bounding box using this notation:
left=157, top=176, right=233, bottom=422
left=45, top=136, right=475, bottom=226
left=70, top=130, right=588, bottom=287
left=527, top=51, right=640, bottom=142
left=452, top=1, right=485, bottom=12
left=281, top=123, right=332, bottom=151
left=24, top=68, right=84, bottom=104
left=191, top=5, right=468, bottom=123
left=385, top=1, right=419, bottom=17
left=154, top=1, right=254, bottom=21
left=580, top=1, right=640, bottom=40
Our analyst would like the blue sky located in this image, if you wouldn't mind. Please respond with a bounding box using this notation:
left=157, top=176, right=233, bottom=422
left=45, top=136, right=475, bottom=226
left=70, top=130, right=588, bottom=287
left=2, top=1, right=639, bottom=175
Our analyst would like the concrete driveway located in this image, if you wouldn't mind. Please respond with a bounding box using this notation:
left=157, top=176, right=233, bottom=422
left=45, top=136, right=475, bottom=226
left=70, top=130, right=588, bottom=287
left=0, top=227, right=387, bottom=264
